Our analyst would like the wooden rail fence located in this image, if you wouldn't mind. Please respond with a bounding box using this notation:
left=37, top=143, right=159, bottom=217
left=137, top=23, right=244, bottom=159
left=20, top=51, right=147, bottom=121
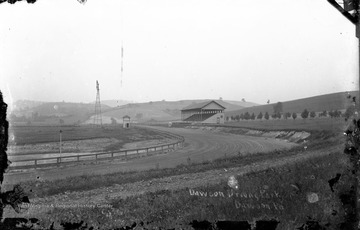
left=9, top=130, right=185, bottom=170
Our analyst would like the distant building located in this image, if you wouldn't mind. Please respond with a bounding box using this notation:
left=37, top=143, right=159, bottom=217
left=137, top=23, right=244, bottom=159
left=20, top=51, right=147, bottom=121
left=123, top=115, right=131, bottom=128
left=181, top=100, right=226, bottom=124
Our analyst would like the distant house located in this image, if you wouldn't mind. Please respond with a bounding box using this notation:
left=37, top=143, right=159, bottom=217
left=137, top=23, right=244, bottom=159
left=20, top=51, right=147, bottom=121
left=123, top=115, right=131, bottom=128
left=181, top=100, right=226, bottom=124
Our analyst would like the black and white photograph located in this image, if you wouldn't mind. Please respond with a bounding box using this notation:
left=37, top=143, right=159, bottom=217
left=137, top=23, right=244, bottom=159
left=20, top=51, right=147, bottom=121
left=0, top=0, right=359, bottom=229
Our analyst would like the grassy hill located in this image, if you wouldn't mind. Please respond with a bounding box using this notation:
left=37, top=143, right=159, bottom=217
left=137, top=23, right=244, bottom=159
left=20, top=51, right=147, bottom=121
left=98, top=99, right=135, bottom=108
left=11, top=102, right=112, bottom=125
left=101, top=99, right=248, bottom=122
left=226, top=91, right=358, bottom=118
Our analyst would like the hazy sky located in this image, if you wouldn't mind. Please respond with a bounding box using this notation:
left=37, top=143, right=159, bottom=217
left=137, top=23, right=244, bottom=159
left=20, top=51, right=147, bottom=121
left=0, top=0, right=358, bottom=107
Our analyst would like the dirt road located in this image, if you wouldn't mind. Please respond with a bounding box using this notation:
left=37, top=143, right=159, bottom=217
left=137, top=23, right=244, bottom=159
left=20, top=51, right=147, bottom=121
left=3, top=126, right=297, bottom=184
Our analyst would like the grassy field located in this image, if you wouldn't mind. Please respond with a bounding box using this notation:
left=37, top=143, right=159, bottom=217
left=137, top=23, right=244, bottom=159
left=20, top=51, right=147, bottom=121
left=224, top=117, right=346, bottom=132
left=9, top=125, right=164, bottom=146
left=107, top=154, right=346, bottom=229
left=18, top=145, right=308, bottom=199
left=19, top=141, right=351, bottom=229
left=226, top=90, right=357, bottom=116
left=105, top=151, right=349, bottom=229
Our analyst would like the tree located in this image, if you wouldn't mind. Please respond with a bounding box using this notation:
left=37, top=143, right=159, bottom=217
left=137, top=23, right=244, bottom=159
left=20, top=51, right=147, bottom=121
left=257, top=112, right=263, bottom=120
left=310, top=111, right=316, bottom=118
left=59, top=119, right=65, bottom=125
left=244, top=112, right=251, bottom=120
left=344, top=106, right=355, bottom=121
left=329, top=110, right=341, bottom=118
left=241, top=98, right=246, bottom=102
left=292, top=112, right=297, bottom=120
left=250, top=113, right=255, bottom=120
left=31, top=111, right=39, bottom=121
left=319, top=110, right=327, bottom=117
left=264, top=112, right=270, bottom=120
left=301, top=109, right=309, bottom=119
left=275, top=112, right=282, bottom=119
left=273, top=102, right=283, bottom=114
left=336, top=110, right=342, bottom=118
left=284, top=112, right=291, bottom=119
left=239, top=114, right=244, bottom=120
left=111, top=117, right=117, bottom=125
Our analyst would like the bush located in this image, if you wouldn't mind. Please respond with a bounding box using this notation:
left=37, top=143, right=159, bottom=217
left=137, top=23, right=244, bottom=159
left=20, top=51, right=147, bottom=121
left=310, top=111, right=316, bottom=118
left=284, top=112, right=291, bottom=119
left=250, top=113, right=255, bottom=120
left=301, top=109, right=309, bottom=119
left=264, top=112, right=270, bottom=120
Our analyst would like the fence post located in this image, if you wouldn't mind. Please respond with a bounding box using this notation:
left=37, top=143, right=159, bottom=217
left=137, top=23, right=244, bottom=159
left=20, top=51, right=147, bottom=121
left=34, top=159, right=37, bottom=168
left=111, top=152, right=114, bottom=158
left=77, top=155, right=80, bottom=162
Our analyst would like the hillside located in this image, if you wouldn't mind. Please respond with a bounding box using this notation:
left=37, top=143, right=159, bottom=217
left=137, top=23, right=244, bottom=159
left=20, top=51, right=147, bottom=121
left=100, top=99, right=249, bottom=122
left=11, top=102, right=112, bottom=125
left=226, top=91, right=358, bottom=118
left=12, top=100, right=45, bottom=111
left=98, top=100, right=135, bottom=108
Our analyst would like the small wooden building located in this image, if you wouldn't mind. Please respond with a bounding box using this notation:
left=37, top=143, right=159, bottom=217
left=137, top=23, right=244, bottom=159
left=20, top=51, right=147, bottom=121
left=123, top=115, right=131, bottom=128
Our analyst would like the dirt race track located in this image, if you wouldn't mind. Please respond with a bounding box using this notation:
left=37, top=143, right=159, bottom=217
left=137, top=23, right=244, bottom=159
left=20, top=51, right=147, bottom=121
left=3, top=126, right=297, bottom=185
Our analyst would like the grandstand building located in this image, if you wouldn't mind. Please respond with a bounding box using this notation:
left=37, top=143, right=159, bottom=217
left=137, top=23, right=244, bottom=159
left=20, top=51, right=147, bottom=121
left=181, top=100, right=226, bottom=124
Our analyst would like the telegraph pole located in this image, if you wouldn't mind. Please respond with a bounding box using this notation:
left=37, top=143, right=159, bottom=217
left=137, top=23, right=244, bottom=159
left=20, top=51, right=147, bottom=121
left=59, top=129, right=62, bottom=164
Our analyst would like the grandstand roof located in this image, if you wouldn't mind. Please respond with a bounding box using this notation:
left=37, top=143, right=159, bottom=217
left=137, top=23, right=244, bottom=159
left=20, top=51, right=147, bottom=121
left=181, top=100, right=226, bottom=111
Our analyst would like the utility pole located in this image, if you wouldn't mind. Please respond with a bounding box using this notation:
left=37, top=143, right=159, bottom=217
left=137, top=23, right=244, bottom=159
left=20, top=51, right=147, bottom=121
left=59, top=129, right=62, bottom=164
left=327, top=1, right=359, bottom=229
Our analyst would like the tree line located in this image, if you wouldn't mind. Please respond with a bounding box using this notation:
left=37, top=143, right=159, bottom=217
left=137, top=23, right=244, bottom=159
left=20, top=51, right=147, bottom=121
left=227, top=102, right=349, bottom=121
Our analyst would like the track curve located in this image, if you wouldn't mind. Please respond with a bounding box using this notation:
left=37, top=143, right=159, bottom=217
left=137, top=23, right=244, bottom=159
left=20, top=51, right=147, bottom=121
left=4, top=126, right=297, bottom=184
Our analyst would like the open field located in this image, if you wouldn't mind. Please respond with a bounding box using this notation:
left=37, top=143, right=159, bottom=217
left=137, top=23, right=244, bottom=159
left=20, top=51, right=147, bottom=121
left=224, top=117, right=346, bottom=132
left=9, top=125, right=163, bottom=146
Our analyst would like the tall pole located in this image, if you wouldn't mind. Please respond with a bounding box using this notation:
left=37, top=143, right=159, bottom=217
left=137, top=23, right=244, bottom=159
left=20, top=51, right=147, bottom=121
left=94, top=80, right=103, bottom=127
left=59, top=130, right=62, bottom=163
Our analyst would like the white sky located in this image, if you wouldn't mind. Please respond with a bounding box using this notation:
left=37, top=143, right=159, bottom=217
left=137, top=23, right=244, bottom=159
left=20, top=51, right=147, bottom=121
left=0, top=0, right=358, bottom=106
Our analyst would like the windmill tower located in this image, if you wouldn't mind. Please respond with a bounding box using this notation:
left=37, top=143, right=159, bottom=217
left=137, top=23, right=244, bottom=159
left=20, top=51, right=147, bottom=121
left=94, top=80, right=102, bottom=127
